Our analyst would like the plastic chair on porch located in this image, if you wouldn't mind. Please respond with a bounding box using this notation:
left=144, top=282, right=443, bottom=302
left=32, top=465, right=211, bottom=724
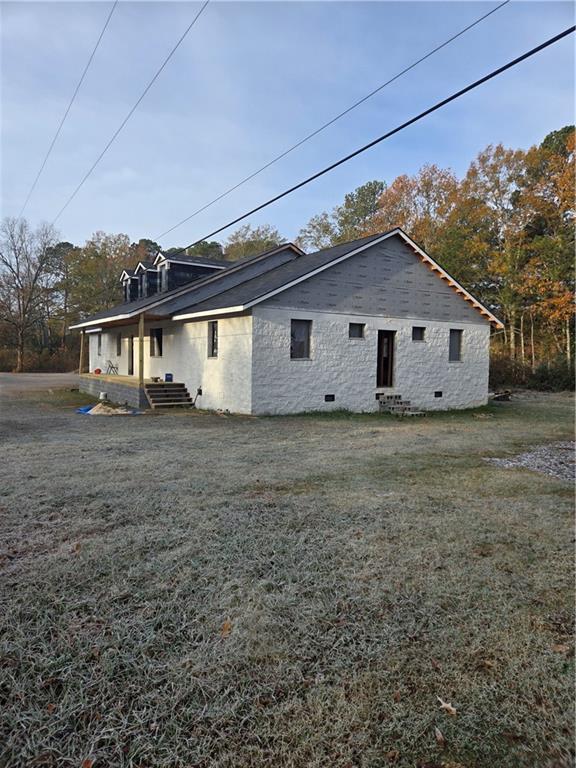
left=105, top=360, right=119, bottom=375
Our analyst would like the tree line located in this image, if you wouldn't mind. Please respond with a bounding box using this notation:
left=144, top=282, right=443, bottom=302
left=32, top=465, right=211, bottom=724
left=0, top=125, right=573, bottom=381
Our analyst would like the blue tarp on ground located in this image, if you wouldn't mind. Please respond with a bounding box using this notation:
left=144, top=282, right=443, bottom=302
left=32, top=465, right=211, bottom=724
left=75, top=404, right=143, bottom=415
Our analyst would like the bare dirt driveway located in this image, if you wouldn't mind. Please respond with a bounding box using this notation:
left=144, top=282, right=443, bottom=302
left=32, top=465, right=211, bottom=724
left=0, top=388, right=573, bottom=768
left=0, top=372, right=78, bottom=396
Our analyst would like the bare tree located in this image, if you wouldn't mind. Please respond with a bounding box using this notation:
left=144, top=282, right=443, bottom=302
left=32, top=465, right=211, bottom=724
left=0, top=218, right=58, bottom=371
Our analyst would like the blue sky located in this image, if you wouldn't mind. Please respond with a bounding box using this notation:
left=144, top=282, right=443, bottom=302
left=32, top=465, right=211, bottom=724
left=1, top=1, right=574, bottom=249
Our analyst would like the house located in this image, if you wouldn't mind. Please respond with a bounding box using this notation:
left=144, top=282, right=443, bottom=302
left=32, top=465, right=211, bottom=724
left=70, top=228, right=503, bottom=414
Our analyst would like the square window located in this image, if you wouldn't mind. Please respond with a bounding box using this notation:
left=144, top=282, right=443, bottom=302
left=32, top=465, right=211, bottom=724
left=208, top=321, right=218, bottom=358
left=291, top=319, right=311, bottom=359
left=349, top=323, right=365, bottom=339
left=434, top=391, right=443, bottom=398
left=412, top=326, right=426, bottom=341
left=150, top=327, right=163, bottom=357
left=324, top=394, right=335, bottom=402
left=449, top=329, right=463, bottom=362
left=116, top=333, right=122, bottom=357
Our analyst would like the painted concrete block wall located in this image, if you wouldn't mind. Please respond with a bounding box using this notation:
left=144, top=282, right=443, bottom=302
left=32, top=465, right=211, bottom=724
left=251, top=307, right=490, bottom=415
left=88, top=331, right=121, bottom=372
left=164, top=315, right=253, bottom=413
left=79, top=377, right=147, bottom=408
left=89, top=315, right=253, bottom=413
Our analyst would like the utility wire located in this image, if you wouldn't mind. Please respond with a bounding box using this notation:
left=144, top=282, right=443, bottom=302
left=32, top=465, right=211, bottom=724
left=51, top=0, right=210, bottom=225
left=170, top=25, right=575, bottom=257
left=17, top=1, right=118, bottom=219
left=156, top=0, right=511, bottom=240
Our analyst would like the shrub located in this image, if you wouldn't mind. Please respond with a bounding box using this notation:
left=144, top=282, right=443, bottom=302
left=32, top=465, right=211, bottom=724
left=0, top=348, right=16, bottom=372
left=0, top=347, right=79, bottom=373
left=490, top=355, right=575, bottom=391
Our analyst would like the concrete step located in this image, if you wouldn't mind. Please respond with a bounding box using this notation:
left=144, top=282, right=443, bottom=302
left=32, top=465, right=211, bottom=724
left=390, top=408, right=426, bottom=417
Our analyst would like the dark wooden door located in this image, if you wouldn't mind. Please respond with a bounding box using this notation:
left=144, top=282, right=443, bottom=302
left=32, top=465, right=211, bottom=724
left=128, top=335, right=134, bottom=376
left=377, top=331, right=395, bottom=387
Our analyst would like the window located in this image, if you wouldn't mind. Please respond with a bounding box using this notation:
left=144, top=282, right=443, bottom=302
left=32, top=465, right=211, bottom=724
left=412, top=326, right=426, bottom=341
left=116, top=333, right=122, bottom=357
left=324, top=394, right=335, bottom=402
left=434, top=391, right=443, bottom=398
left=150, top=327, right=163, bottom=357
left=290, top=319, right=311, bottom=359
left=349, top=323, right=365, bottom=339
left=97, top=333, right=102, bottom=356
left=208, top=321, right=218, bottom=358
left=449, top=329, right=462, bottom=362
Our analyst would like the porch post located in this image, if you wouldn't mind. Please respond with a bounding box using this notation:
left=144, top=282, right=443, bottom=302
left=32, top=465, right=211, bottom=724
left=79, top=331, right=84, bottom=374
left=79, top=330, right=86, bottom=374
left=138, top=313, right=145, bottom=388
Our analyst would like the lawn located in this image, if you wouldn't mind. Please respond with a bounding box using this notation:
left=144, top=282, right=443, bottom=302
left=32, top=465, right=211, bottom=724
left=0, top=390, right=574, bottom=767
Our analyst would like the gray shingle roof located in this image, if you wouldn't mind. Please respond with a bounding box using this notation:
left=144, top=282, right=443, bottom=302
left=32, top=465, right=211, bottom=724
left=166, top=233, right=385, bottom=316
left=159, top=252, right=231, bottom=267
left=69, top=243, right=304, bottom=327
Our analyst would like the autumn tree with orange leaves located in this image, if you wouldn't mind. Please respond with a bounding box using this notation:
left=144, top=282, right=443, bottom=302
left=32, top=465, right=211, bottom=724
left=298, top=125, right=575, bottom=373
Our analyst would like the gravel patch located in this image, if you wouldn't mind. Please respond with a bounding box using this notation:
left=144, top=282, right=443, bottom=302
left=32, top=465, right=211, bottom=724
left=486, top=441, right=575, bottom=481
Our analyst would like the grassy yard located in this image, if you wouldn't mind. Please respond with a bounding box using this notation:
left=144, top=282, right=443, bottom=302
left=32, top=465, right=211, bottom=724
left=0, top=391, right=573, bottom=767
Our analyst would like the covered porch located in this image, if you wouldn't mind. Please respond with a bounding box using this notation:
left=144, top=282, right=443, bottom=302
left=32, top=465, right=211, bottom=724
left=77, top=315, right=190, bottom=408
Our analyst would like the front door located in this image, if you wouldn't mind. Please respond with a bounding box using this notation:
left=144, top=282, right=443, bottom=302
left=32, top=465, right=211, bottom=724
left=377, top=331, right=395, bottom=387
left=128, top=335, right=134, bottom=376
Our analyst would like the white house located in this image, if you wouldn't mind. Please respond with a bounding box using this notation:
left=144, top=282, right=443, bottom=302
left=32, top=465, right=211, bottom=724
left=70, top=229, right=502, bottom=414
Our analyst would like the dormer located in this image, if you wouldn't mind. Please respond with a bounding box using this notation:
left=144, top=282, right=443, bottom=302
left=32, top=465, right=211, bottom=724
left=153, top=251, right=229, bottom=292
left=134, top=261, right=159, bottom=299
left=120, top=269, right=139, bottom=302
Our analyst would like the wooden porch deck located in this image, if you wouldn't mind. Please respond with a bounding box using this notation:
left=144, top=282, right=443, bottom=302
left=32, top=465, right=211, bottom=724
left=80, top=373, right=153, bottom=388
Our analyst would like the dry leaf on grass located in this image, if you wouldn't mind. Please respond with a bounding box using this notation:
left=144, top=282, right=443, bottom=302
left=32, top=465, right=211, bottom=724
left=385, top=749, right=400, bottom=763
left=551, top=643, right=570, bottom=654
left=81, top=759, right=94, bottom=768
left=434, top=726, right=446, bottom=748
left=46, top=703, right=56, bottom=714
left=442, top=763, right=468, bottom=768
left=393, top=690, right=401, bottom=702
left=431, top=658, right=442, bottom=671
left=221, top=619, right=232, bottom=638
left=437, top=696, right=457, bottom=716
left=476, top=658, right=496, bottom=671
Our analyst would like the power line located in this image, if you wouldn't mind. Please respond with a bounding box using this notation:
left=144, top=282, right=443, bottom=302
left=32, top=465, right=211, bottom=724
left=156, top=0, right=511, bottom=240
left=17, top=1, right=118, bottom=219
left=51, top=0, right=210, bottom=225
left=171, top=25, right=575, bottom=257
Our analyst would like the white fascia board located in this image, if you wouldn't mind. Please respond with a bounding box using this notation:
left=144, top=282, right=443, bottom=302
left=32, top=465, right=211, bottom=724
left=84, top=327, right=103, bottom=334
left=172, top=305, right=246, bottom=321
left=69, top=313, right=134, bottom=330
left=134, top=261, right=156, bottom=274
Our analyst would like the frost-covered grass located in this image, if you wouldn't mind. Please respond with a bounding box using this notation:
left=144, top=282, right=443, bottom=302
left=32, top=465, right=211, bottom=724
left=0, top=392, right=574, bottom=767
